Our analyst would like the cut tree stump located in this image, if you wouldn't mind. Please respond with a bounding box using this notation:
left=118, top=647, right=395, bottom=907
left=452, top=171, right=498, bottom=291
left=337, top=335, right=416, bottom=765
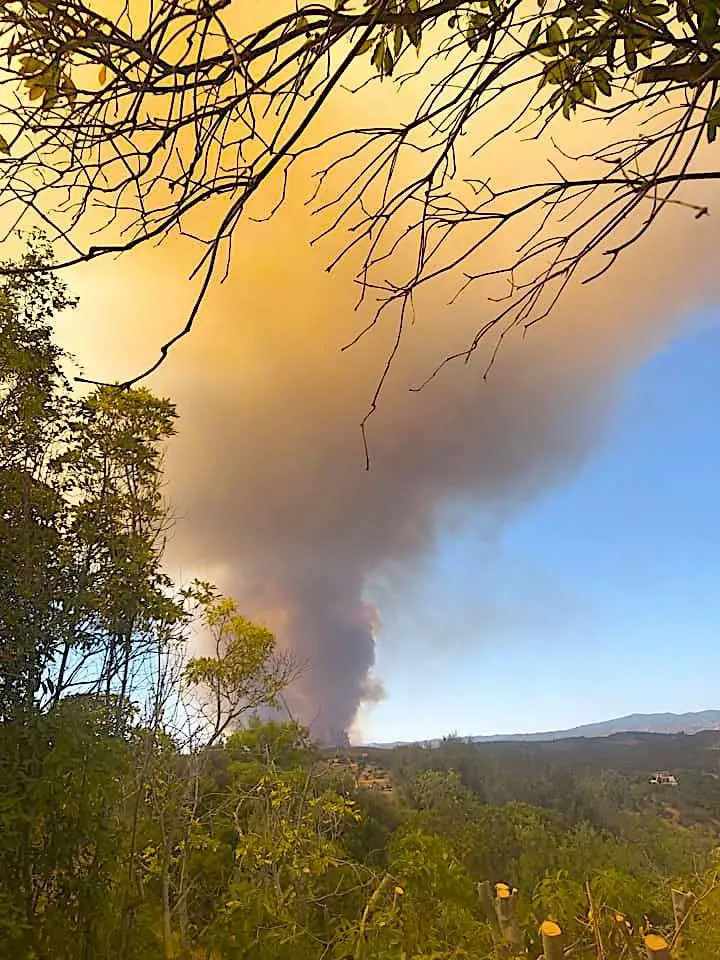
left=540, top=919, right=563, bottom=960
left=644, top=932, right=671, bottom=959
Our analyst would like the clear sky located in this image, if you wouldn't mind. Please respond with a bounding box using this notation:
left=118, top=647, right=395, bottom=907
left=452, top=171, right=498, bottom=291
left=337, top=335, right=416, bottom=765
left=359, top=309, right=720, bottom=744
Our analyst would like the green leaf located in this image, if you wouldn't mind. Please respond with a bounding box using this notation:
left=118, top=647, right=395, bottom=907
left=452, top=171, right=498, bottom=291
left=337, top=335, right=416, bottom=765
left=355, top=36, right=375, bottom=56
left=25, top=66, right=59, bottom=93
left=606, top=39, right=615, bottom=70
left=538, top=23, right=560, bottom=58
left=707, top=96, right=720, bottom=143
left=545, top=60, right=567, bottom=84
left=0, top=133, right=9, bottom=155
left=593, top=67, right=612, bottom=96
left=580, top=78, right=596, bottom=103
left=623, top=34, right=637, bottom=72
left=61, top=75, right=77, bottom=104
left=406, top=19, right=421, bottom=49
left=372, top=39, right=385, bottom=73
left=393, top=24, right=403, bottom=57
left=528, top=21, right=543, bottom=49
left=636, top=34, right=653, bottom=59
left=547, top=22, right=564, bottom=46
left=19, top=56, right=47, bottom=76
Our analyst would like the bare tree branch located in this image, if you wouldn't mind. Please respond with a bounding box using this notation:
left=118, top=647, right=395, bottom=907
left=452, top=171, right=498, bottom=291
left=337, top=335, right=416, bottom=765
left=0, top=0, right=716, bottom=431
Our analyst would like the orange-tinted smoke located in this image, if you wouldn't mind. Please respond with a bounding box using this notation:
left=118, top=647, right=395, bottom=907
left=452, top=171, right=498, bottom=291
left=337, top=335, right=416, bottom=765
left=58, top=35, right=720, bottom=740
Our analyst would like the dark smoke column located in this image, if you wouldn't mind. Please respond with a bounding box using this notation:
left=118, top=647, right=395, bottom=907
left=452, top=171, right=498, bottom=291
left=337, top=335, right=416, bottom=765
left=257, top=570, right=382, bottom=744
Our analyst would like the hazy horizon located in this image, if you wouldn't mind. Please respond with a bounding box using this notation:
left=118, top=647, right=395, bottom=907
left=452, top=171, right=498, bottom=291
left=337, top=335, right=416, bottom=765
left=360, top=707, right=720, bottom=747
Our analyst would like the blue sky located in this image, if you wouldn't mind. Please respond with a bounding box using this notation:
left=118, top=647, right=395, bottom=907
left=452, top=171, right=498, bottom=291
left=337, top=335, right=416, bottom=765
left=361, top=310, right=720, bottom=744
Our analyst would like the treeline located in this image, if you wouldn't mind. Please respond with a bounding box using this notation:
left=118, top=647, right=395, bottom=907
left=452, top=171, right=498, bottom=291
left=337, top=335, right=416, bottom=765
left=365, top=731, right=720, bottom=832
left=1, top=243, right=720, bottom=959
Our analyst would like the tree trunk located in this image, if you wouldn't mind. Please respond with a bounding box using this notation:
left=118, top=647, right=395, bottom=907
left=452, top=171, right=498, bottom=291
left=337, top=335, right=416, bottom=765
left=162, top=855, right=173, bottom=959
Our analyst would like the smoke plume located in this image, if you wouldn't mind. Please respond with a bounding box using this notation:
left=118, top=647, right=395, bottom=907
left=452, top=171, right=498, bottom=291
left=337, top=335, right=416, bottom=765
left=62, top=75, right=720, bottom=742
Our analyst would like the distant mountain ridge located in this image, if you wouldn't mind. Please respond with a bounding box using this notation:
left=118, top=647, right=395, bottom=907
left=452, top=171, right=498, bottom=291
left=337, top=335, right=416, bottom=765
left=364, top=709, right=720, bottom=749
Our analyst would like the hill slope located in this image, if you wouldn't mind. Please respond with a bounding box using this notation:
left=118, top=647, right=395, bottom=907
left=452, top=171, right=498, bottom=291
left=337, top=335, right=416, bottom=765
left=366, top=709, right=720, bottom=748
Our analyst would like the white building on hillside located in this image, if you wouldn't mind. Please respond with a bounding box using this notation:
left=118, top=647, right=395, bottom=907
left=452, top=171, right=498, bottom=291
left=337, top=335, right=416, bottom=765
left=648, top=772, right=678, bottom=786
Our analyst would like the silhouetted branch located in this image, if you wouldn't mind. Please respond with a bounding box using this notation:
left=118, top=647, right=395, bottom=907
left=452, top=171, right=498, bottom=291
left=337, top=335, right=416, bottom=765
left=0, top=0, right=716, bottom=427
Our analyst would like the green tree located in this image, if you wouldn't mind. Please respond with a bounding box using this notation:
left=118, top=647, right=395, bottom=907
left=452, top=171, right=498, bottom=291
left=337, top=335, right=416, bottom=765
left=0, top=236, right=183, bottom=722
left=0, top=234, right=77, bottom=719
left=55, top=382, right=181, bottom=722
left=0, top=696, right=132, bottom=958
left=184, top=596, right=300, bottom=747
left=0, top=242, right=192, bottom=959
left=351, top=829, right=491, bottom=959
left=136, top=602, right=303, bottom=958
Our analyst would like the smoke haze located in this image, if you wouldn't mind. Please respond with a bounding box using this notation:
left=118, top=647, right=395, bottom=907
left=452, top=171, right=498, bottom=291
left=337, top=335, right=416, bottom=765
left=58, top=72, right=720, bottom=741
